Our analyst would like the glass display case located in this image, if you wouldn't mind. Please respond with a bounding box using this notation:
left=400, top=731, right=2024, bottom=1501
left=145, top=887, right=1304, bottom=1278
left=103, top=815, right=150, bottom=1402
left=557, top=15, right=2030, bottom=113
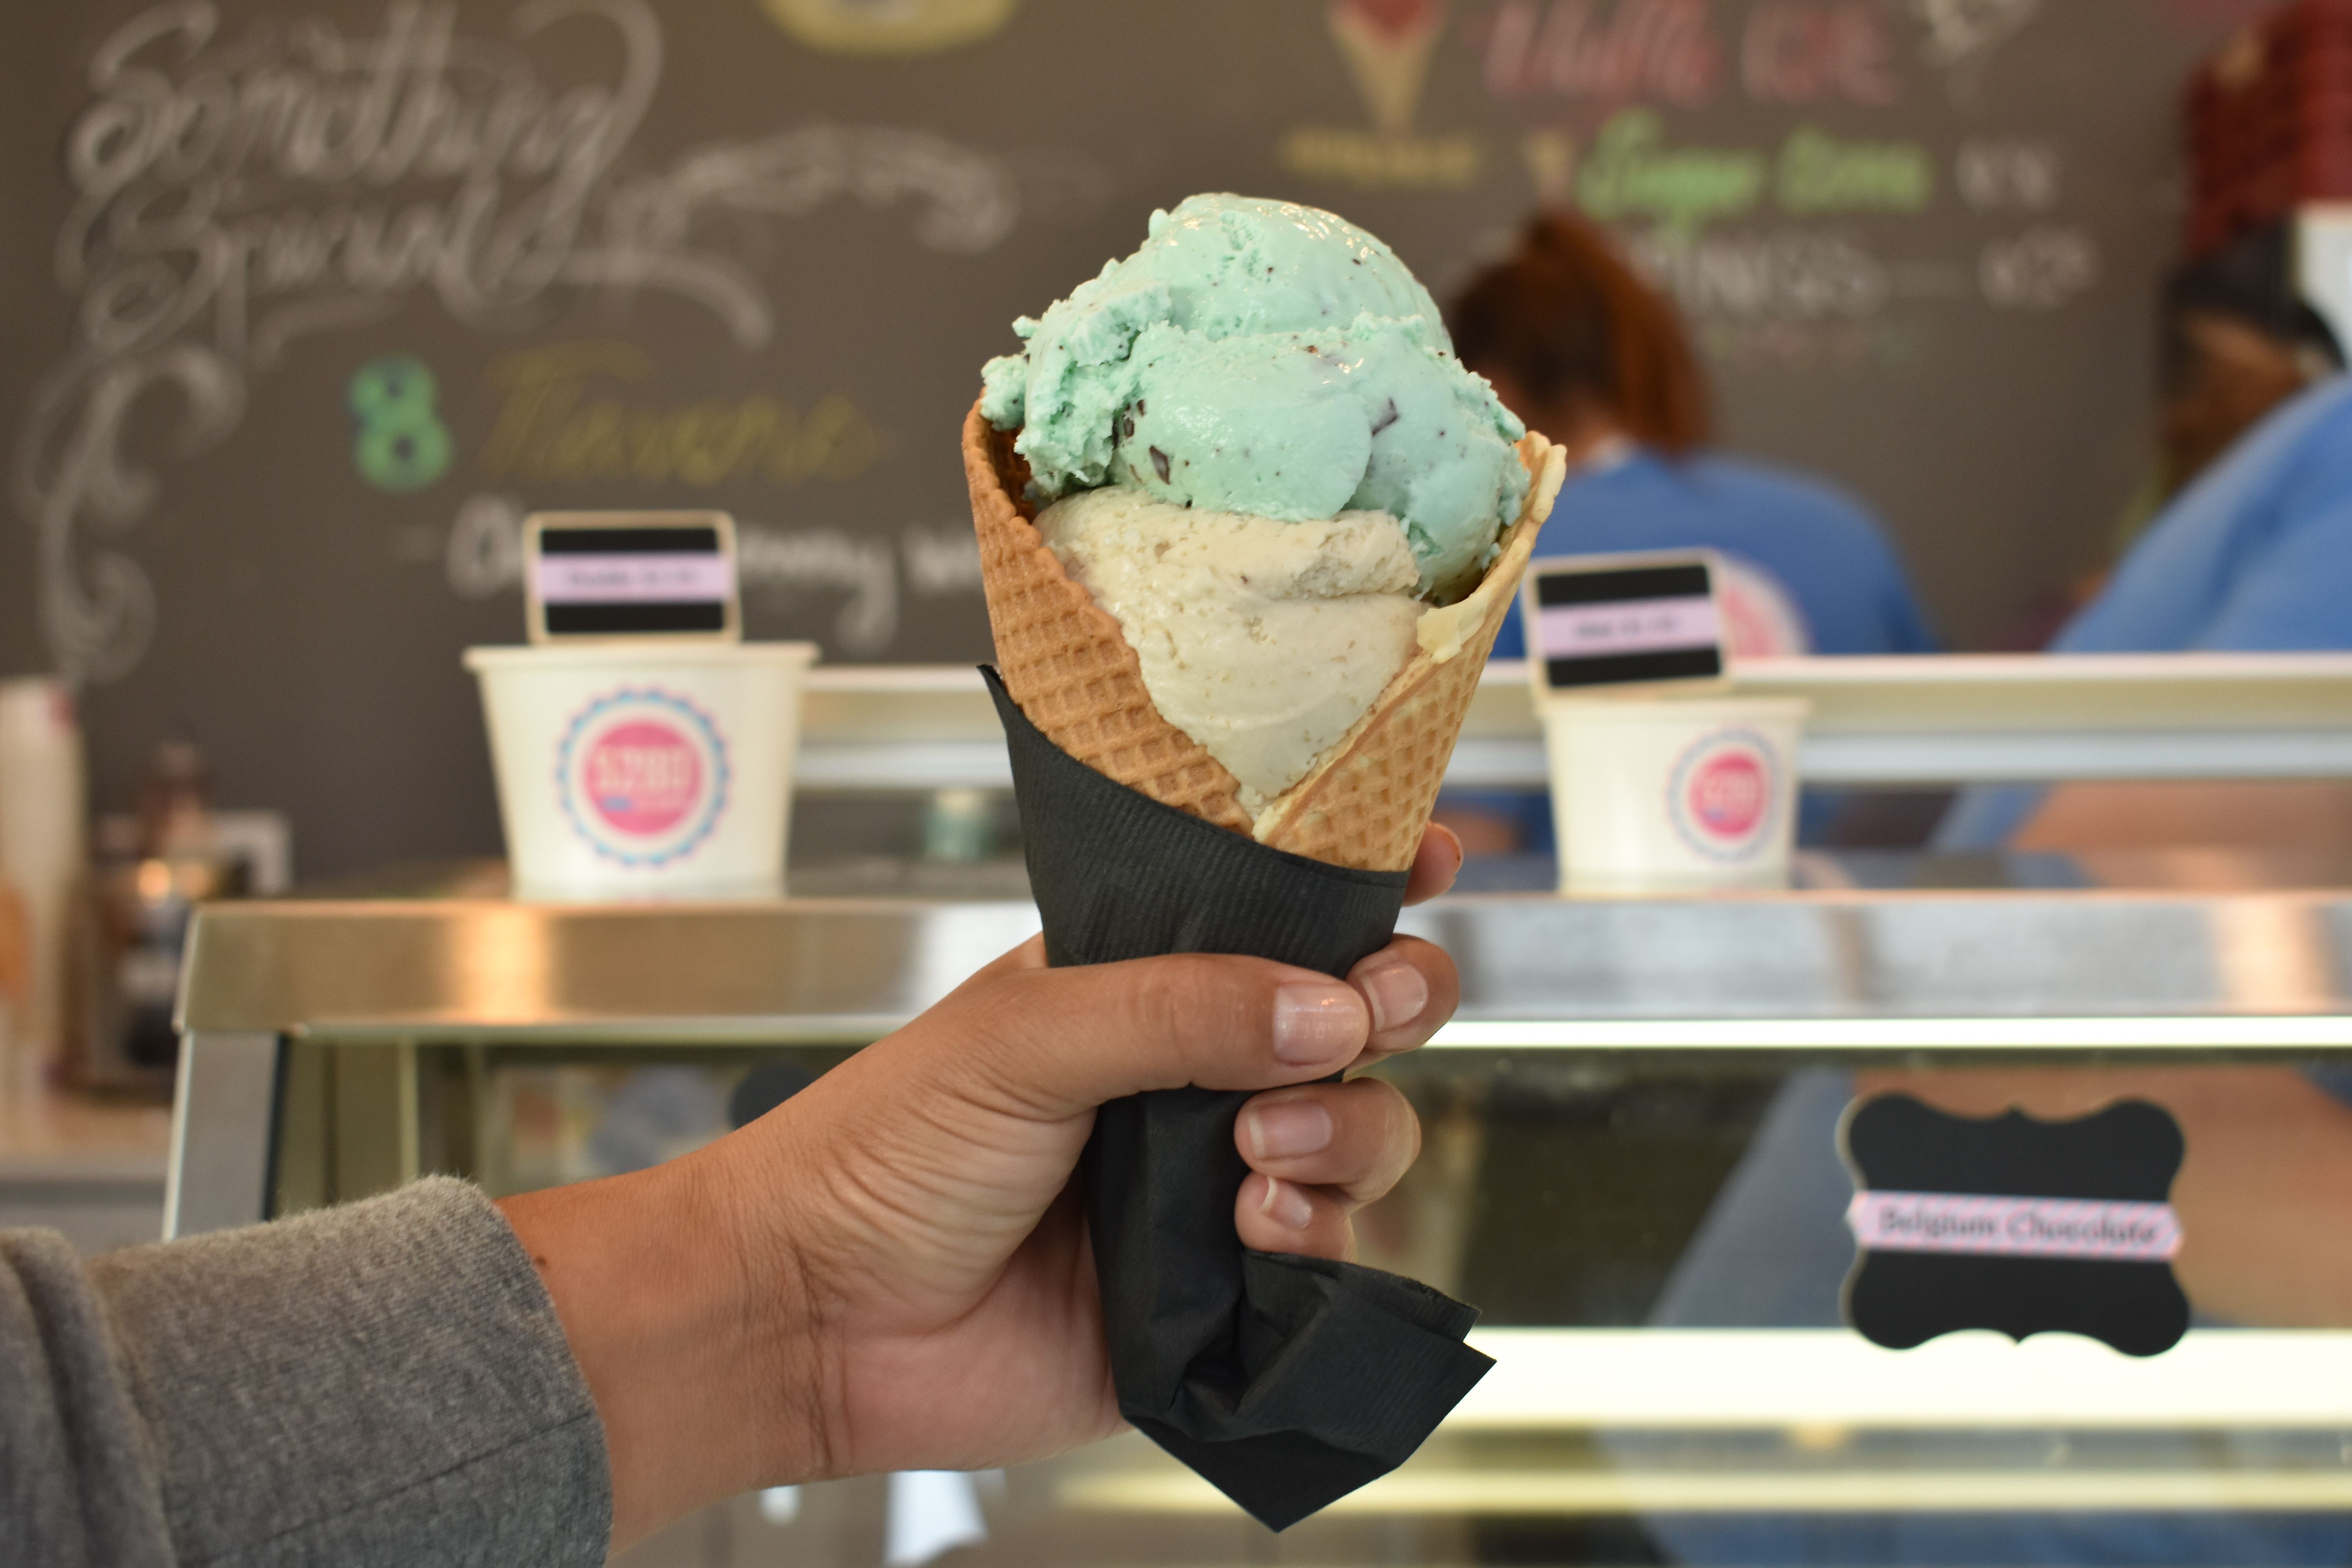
left=169, top=859, right=2352, bottom=1567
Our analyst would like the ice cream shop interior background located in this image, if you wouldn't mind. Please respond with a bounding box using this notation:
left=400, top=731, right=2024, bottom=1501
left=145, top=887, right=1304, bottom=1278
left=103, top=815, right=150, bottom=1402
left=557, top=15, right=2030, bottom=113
left=10, top=0, right=2352, bottom=1563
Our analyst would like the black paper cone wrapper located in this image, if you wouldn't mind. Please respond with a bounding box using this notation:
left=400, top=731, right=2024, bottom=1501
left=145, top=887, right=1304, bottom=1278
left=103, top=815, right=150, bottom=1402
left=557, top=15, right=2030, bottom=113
left=984, top=668, right=1494, bottom=1531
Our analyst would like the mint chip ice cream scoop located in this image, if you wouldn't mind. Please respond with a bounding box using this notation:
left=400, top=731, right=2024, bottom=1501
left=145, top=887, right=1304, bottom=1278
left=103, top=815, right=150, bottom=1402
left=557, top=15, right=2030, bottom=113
left=981, top=194, right=1527, bottom=601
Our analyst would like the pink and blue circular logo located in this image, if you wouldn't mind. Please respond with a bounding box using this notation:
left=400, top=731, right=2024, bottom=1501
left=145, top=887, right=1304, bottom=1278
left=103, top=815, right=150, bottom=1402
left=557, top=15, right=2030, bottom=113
left=1666, top=728, right=1780, bottom=861
left=556, top=689, right=730, bottom=866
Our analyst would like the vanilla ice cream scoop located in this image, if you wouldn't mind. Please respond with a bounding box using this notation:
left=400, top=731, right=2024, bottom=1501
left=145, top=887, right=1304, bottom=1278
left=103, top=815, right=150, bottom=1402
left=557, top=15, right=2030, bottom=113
left=1037, top=488, right=1423, bottom=812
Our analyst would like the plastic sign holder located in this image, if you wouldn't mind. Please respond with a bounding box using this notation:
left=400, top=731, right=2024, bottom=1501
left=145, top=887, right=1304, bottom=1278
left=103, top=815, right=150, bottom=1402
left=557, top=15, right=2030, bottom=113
left=1840, top=1094, right=2189, bottom=1358
left=1520, top=547, right=1731, bottom=697
left=525, top=511, right=741, bottom=645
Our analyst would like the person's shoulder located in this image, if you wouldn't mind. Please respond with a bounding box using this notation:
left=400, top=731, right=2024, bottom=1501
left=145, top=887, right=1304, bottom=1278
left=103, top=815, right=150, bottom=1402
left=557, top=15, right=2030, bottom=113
left=2217, top=376, right=2352, bottom=496
left=2153, top=376, right=2352, bottom=541
left=2276, top=376, right=2352, bottom=483
left=2281, top=373, right=2352, bottom=436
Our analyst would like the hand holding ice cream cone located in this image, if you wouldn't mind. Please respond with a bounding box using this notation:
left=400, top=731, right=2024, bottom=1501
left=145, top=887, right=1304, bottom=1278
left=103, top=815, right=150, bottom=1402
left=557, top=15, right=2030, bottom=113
left=961, top=193, right=1549, bottom=1530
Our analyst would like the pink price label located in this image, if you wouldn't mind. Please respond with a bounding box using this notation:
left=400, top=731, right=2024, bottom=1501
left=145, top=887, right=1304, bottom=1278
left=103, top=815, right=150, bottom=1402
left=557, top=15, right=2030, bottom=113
left=584, top=720, right=704, bottom=836
left=1847, top=1191, right=2183, bottom=1262
left=1535, top=595, right=1719, bottom=660
left=536, top=553, right=735, bottom=604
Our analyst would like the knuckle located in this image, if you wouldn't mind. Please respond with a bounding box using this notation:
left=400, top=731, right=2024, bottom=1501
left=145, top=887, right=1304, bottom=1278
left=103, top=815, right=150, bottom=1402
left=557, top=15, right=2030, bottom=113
left=936, top=968, right=1070, bottom=1114
left=955, top=969, right=1041, bottom=1058
left=1122, top=953, right=1261, bottom=1066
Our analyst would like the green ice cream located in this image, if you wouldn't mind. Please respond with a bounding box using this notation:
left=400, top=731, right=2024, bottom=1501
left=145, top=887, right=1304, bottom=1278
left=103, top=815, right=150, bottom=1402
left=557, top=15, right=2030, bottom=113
left=981, top=194, right=1527, bottom=600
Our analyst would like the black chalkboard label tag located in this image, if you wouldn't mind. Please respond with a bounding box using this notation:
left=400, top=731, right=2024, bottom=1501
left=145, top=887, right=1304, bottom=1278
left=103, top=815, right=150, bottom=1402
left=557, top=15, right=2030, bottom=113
left=525, top=511, right=740, bottom=644
left=1839, top=1094, right=2189, bottom=1357
left=1520, top=547, right=1731, bottom=694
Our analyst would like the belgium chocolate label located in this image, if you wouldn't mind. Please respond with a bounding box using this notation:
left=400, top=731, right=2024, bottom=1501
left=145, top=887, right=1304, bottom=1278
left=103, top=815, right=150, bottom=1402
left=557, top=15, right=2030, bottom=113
left=1839, top=1094, right=2189, bottom=1357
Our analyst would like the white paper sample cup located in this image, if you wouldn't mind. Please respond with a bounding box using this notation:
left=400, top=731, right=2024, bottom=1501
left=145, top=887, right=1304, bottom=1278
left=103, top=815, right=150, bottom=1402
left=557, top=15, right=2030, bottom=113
left=465, top=643, right=818, bottom=900
left=1540, top=695, right=1809, bottom=892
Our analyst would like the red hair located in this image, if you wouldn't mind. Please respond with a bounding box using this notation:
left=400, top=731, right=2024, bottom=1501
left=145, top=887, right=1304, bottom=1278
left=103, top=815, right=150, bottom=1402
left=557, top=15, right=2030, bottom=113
left=1447, top=212, right=1710, bottom=454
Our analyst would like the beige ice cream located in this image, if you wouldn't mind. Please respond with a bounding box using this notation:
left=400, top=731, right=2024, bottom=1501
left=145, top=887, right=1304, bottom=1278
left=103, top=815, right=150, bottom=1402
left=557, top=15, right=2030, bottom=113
left=1036, top=488, right=1424, bottom=815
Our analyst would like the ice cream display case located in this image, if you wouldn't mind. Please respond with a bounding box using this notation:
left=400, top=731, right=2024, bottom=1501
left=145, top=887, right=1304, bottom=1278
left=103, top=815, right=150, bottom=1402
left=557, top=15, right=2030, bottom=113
left=170, top=864, right=2352, bottom=1568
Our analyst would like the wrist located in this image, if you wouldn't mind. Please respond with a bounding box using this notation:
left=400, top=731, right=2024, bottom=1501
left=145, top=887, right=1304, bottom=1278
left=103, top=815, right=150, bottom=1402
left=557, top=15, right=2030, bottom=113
left=696, top=1123, right=842, bottom=1486
left=497, top=1136, right=829, bottom=1546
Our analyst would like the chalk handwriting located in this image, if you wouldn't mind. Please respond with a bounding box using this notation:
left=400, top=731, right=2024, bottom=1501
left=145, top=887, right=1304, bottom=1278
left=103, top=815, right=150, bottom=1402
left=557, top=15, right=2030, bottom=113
left=1741, top=2, right=1898, bottom=105
left=23, top=0, right=1023, bottom=682
left=1483, top=0, right=1906, bottom=108
left=349, top=354, right=456, bottom=490
left=16, top=348, right=244, bottom=683
left=478, top=341, right=884, bottom=488
left=1979, top=224, right=2097, bottom=310
left=900, top=526, right=984, bottom=598
left=1909, top=0, right=2040, bottom=102
left=1778, top=125, right=1933, bottom=213
left=445, top=489, right=528, bottom=597
left=1956, top=138, right=2060, bottom=211
left=1574, top=111, right=1931, bottom=235
left=737, top=524, right=901, bottom=652
left=1625, top=225, right=1890, bottom=321
left=1577, top=109, right=1765, bottom=236
left=1698, top=317, right=1929, bottom=372
left=1481, top=0, right=1725, bottom=107
left=442, top=490, right=979, bottom=657
left=1278, top=127, right=1485, bottom=191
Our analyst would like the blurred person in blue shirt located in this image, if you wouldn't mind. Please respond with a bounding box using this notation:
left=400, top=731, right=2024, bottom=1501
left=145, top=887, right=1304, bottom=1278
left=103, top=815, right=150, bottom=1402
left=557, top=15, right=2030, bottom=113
left=1939, top=236, right=2350, bottom=851
left=1457, top=213, right=1940, bottom=666
left=1436, top=213, right=1936, bottom=857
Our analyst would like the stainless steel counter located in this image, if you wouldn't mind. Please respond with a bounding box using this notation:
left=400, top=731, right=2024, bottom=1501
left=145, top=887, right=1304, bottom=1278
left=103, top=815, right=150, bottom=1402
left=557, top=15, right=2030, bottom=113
left=797, top=657, right=2352, bottom=788
left=165, top=865, right=2352, bottom=1559
left=181, top=885, right=2352, bottom=1038
left=170, top=868, right=2352, bottom=1234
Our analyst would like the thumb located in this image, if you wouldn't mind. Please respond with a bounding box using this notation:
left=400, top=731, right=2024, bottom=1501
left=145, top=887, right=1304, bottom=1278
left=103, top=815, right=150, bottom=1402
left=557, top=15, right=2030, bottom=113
left=910, top=951, right=1374, bottom=1121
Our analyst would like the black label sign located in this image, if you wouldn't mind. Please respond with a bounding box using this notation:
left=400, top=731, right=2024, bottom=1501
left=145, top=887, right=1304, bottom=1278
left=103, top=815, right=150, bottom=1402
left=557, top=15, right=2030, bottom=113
left=526, top=511, right=740, bottom=642
left=1839, top=1094, right=2189, bottom=1357
left=1523, top=550, right=1726, bottom=693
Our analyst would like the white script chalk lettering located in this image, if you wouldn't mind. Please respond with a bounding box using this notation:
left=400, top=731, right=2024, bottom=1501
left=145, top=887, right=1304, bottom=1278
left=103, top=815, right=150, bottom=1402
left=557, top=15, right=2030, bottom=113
left=22, top=0, right=1022, bottom=681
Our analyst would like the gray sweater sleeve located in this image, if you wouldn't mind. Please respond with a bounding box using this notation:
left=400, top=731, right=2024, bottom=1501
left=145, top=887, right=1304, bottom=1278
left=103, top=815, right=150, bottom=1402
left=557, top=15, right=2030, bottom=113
left=0, top=1176, right=611, bottom=1567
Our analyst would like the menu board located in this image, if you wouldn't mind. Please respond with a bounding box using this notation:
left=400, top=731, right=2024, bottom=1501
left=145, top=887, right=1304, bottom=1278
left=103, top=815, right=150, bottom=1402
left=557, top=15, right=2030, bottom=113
left=0, top=0, right=2274, bottom=872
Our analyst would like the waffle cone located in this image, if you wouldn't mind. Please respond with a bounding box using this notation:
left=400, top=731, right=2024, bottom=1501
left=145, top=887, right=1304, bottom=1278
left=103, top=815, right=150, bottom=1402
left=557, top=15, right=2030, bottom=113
left=966, top=398, right=1565, bottom=871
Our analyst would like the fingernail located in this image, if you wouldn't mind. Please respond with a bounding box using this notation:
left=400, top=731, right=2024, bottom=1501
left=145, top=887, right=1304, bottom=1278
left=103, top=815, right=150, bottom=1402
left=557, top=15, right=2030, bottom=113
left=1259, top=1176, right=1316, bottom=1230
left=1273, top=982, right=1363, bottom=1064
left=1244, top=1099, right=1334, bottom=1160
left=1433, top=822, right=1465, bottom=874
left=1357, top=957, right=1429, bottom=1034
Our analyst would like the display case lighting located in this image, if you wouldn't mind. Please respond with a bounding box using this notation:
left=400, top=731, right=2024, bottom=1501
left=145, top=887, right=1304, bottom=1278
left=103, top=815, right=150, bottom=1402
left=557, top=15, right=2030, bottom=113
left=1060, top=1467, right=2352, bottom=1515
left=1450, top=1329, right=2352, bottom=1429
left=1429, top=1016, right=2352, bottom=1051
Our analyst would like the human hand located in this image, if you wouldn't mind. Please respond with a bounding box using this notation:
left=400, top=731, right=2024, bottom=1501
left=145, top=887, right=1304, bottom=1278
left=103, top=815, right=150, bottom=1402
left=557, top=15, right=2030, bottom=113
left=503, top=823, right=1465, bottom=1546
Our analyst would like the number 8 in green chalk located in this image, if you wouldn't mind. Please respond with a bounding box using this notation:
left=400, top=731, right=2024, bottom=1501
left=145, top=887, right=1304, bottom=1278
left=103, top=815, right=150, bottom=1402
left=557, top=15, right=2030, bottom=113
left=348, top=355, right=453, bottom=492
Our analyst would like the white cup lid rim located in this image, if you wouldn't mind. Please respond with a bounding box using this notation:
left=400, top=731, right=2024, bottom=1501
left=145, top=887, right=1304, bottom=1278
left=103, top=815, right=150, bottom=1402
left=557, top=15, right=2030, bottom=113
left=1537, top=693, right=1809, bottom=721
left=463, top=641, right=819, bottom=671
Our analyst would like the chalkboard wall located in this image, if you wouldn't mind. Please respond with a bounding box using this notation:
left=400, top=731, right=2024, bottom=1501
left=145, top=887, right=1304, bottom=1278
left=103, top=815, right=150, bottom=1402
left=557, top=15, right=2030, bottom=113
left=0, top=0, right=2276, bottom=875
